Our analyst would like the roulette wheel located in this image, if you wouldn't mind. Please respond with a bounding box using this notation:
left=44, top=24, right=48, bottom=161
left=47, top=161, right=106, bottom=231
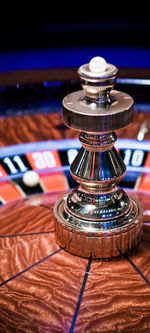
left=0, top=50, right=150, bottom=333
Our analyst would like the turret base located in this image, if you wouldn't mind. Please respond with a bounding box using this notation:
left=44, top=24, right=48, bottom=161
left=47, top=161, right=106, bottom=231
left=54, top=194, right=143, bottom=259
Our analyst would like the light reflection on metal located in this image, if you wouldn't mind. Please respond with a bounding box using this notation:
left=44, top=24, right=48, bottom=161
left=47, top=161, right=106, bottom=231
left=137, top=120, right=149, bottom=141
left=54, top=58, right=143, bottom=259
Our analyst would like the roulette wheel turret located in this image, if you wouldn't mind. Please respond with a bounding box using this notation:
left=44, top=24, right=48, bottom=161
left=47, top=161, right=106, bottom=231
left=54, top=56, right=143, bottom=259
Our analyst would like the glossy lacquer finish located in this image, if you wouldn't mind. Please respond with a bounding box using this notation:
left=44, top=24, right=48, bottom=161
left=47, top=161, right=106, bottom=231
left=0, top=190, right=149, bottom=332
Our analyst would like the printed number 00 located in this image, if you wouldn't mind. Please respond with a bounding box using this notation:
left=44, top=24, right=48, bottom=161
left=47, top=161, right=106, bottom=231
left=32, top=151, right=56, bottom=169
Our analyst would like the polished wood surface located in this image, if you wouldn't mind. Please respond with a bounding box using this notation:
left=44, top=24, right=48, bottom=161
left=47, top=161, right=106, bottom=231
left=0, top=190, right=150, bottom=332
left=0, top=111, right=149, bottom=147
left=0, top=113, right=78, bottom=147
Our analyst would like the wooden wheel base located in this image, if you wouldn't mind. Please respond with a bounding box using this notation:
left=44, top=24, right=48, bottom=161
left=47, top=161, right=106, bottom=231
left=54, top=195, right=143, bottom=259
left=0, top=190, right=150, bottom=332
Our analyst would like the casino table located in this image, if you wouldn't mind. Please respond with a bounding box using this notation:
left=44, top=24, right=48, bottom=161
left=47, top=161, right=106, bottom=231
left=0, top=48, right=150, bottom=332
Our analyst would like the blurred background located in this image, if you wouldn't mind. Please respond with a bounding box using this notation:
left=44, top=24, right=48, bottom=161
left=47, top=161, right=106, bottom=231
left=0, top=11, right=150, bottom=71
left=0, top=16, right=150, bottom=51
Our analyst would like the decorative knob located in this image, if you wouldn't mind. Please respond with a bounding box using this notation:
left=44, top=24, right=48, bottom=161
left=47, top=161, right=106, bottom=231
left=63, top=57, right=133, bottom=133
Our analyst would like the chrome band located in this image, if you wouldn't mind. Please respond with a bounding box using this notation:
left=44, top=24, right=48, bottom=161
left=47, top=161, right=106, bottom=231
left=79, top=132, right=117, bottom=151
left=65, top=187, right=130, bottom=221
left=63, top=90, right=133, bottom=133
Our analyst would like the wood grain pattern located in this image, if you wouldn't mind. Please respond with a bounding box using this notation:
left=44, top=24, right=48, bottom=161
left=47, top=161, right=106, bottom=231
left=0, top=233, right=58, bottom=284
left=0, top=199, right=54, bottom=235
left=0, top=190, right=150, bottom=332
left=0, top=113, right=78, bottom=147
left=116, top=112, right=150, bottom=141
left=0, top=111, right=149, bottom=147
left=76, top=257, right=150, bottom=333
